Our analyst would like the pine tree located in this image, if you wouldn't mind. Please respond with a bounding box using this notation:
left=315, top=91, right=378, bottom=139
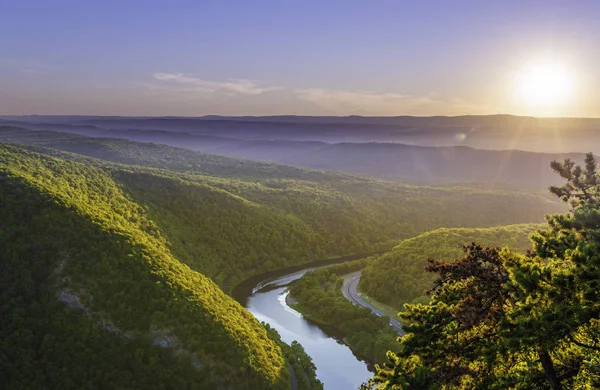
left=368, top=154, right=600, bottom=389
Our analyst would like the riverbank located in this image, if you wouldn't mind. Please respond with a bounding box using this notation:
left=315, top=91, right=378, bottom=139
left=287, top=257, right=400, bottom=364
left=285, top=293, right=334, bottom=328
left=231, top=250, right=386, bottom=306
left=285, top=291, right=298, bottom=306
left=245, top=268, right=374, bottom=389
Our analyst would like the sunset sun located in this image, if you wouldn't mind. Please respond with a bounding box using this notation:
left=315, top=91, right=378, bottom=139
left=515, top=60, right=577, bottom=111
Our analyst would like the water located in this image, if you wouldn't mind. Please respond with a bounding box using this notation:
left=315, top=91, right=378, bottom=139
left=244, top=268, right=373, bottom=390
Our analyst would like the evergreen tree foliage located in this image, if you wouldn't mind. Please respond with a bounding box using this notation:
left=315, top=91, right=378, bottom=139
left=367, top=154, right=600, bottom=389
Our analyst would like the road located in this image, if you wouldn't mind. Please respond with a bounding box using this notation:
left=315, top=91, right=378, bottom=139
left=341, top=271, right=405, bottom=335
left=287, top=363, right=299, bottom=390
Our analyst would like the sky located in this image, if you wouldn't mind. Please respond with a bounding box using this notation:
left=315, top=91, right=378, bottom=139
left=1, top=0, right=599, bottom=117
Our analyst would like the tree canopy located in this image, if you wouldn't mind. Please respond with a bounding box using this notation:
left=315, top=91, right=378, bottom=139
left=0, top=129, right=578, bottom=389
left=1, top=126, right=566, bottom=290
left=360, top=224, right=541, bottom=308
left=368, top=153, right=600, bottom=389
left=0, top=144, right=294, bottom=389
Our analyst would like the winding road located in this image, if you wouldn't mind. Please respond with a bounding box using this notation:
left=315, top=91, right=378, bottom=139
left=287, top=363, right=299, bottom=390
left=341, top=271, right=405, bottom=335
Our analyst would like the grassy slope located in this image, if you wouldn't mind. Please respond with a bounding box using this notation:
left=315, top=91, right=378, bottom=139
left=360, top=224, right=542, bottom=308
left=0, top=144, right=290, bottom=390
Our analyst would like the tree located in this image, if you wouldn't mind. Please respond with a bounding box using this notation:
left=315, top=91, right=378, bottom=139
left=368, top=153, right=600, bottom=389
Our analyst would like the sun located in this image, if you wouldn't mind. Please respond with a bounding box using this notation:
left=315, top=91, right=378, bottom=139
left=515, top=60, right=576, bottom=111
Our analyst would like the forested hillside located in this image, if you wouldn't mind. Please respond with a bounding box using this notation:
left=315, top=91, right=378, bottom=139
left=0, top=129, right=573, bottom=389
left=360, top=224, right=542, bottom=308
left=0, top=127, right=567, bottom=290
left=368, top=155, right=600, bottom=389
left=0, top=144, right=296, bottom=389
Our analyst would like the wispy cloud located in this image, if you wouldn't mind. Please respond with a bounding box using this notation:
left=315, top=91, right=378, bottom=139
left=294, top=88, right=490, bottom=116
left=152, top=73, right=282, bottom=95
left=0, top=58, right=50, bottom=74
left=139, top=73, right=491, bottom=115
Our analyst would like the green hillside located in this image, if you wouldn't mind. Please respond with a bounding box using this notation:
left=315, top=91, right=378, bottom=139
left=0, top=127, right=567, bottom=290
left=0, top=129, right=571, bottom=388
left=360, top=224, right=542, bottom=308
left=0, top=144, right=293, bottom=389
left=367, top=154, right=600, bottom=389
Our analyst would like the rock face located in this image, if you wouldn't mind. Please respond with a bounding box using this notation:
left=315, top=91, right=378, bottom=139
left=58, top=290, right=86, bottom=311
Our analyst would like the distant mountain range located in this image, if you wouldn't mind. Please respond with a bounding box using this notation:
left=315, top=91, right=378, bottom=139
left=1, top=114, right=597, bottom=188
left=2, top=114, right=599, bottom=150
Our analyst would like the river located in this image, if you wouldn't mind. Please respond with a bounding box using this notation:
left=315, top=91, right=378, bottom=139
left=233, top=256, right=377, bottom=390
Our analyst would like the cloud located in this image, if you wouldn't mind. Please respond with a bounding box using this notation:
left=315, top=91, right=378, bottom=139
left=0, top=58, right=50, bottom=74
left=294, top=88, right=491, bottom=116
left=138, top=73, right=492, bottom=115
left=152, top=73, right=281, bottom=95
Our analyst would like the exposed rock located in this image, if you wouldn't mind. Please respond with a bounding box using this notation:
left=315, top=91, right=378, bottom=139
left=150, top=330, right=178, bottom=348
left=57, top=290, right=86, bottom=311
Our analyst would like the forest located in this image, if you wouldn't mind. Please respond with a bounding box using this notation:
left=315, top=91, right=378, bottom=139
left=0, top=126, right=566, bottom=290
left=360, top=224, right=543, bottom=308
left=0, top=144, right=303, bottom=389
left=367, top=155, right=600, bottom=389
left=289, top=224, right=544, bottom=365
left=5, top=2, right=600, bottom=388
left=0, top=128, right=583, bottom=389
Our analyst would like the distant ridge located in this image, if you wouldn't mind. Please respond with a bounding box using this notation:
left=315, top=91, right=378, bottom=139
left=0, top=123, right=592, bottom=189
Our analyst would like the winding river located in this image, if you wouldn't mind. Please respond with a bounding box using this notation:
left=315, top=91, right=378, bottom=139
left=233, top=254, right=381, bottom=390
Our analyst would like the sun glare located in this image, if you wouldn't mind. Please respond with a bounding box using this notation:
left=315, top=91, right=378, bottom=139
left=515, top=60, right=576, bottom=111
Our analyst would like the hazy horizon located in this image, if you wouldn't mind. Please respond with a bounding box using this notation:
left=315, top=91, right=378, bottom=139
left=3, top=113, right=600, bottom=120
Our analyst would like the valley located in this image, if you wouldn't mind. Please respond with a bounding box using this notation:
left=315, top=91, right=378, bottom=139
left=1, top=121, right=596, bottom=389
left=6, top=2, right=600, bottom=388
